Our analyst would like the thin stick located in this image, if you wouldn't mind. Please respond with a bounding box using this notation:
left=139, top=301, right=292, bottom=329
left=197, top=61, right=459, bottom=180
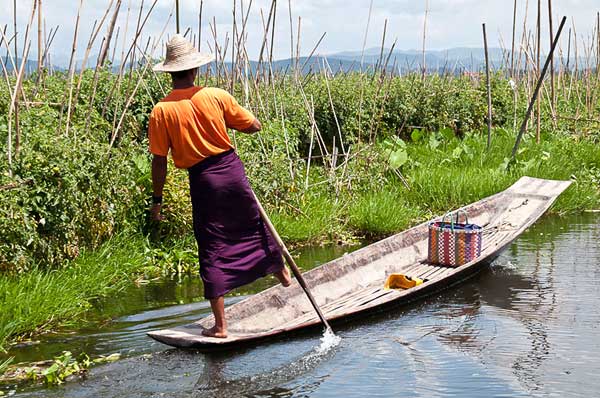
left=510, top=0, right=517, bottom=77
left=7, top=41, right=31, bottom=177
left=295, top=16, right=301, bottom=78
left=512, top=16, right=567, bottom=159
left=98, top=0, right=122, bottom=67
left=422, top=0, right=429, bottom=79
left=300, top=32, right=326, bottom=72
left=37, top=0, right=42, bottom=74
left=375, top=19, right=387, bottom=73
left=110, top=25, right=120, bottom=65
left=63, top=1, right=84, bottom=137
left=548, top=0, right=555, bottom=114
left=0, top=27, right=18, bottom=76
left=251, top=191, right=333, bottom=333
left=175, top=0, right=180, bottom=33
left=536, top=0, right=541, bottom=143
left=256, top=0, right=276, bottom=81
left=73, top=1, right=114, bottom=105
left=483, top=23, right=492, bottom=149
left=13, top=0, right=17, bottom=77
left=198, top=0, right=203, bottom=51
left=0, top=41, right=10, bottom=90
left=288, top=0, right=293, bottom=65
left=268, top=0, right=277, bottom=83
left=360, top=0, right=373, bottom=69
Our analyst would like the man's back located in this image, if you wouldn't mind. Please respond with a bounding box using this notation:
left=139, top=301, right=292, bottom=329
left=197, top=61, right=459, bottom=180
left=148, top=87, right=254, bottom=169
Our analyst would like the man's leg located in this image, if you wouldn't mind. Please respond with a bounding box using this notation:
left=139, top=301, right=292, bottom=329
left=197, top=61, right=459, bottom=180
left=202, top=296, right=228, bottom=338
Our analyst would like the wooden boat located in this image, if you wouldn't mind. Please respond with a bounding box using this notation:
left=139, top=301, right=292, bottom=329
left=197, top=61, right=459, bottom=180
left=148, top=177, right=571, bottom=351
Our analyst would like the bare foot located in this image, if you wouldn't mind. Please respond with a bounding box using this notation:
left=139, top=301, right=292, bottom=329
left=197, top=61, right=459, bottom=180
left=202, top=326, right=228, bottom=338
left=274, top=267, right=292, bottom=287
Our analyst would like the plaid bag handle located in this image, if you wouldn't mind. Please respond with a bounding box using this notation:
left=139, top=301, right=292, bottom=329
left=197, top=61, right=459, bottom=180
left=441, top=212, right=456, bottom=232
left=440, top=210, right=470, bottom=232
left=455, top=210, right=469, bottom=225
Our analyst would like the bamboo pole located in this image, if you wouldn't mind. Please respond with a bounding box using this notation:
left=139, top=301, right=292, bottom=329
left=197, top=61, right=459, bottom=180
left=110, top=26, right=120, bottom=65
left=13, top=0, right=17, bottom=77
left=121, top=0, right=132, bottom=69
left=98, top=0, right=122, bottom=67
left=360, top=0, right=373, bottom=69
left=510, top=0, right=517, bottom=77
left=268, top=0, right=277, bottom=83
left=37, top=0, right=42, bottom=74
left=231, top=0, right=237, bottom=91
left=127, top=0, right=144, bottom=80
left=198, top=0, right=203, bottom=51
left=295, top=16, right=301, bottom=78
left=287, top=0, right=293, bottom=66
left=256, top=0, right=276, bottom=82
left=0, top=39, right=10, bottom=91
left=512, top=16, right=566, bottom=160
left=422, top=0, right=429, bottom=79
left=300, top=32, right=326, bottom=72
left=7, top=41, right=31, bottom=177
left=548, top=0, right=555, bottom=114
left=375, top=19, right=387, bottom=73
left=175, top=0, right=180, bottom=34
left=0, top=29, right=18, bottom=81
left=597, top=12, right=600, bottom=80
left=73, top=1, right=114, bottom=105
left=108, top=9, right=171, bottom=149
left=483, top=23, right=492, bottom=149
left=251, top=191, right=333, bottom=333
left=518, top=0, right=530, bottom=81
left=535, top=0, right=541, bottom=143
left=100, top=0, right=158, bottom=119
left=62, top=0, right=83, bottom=137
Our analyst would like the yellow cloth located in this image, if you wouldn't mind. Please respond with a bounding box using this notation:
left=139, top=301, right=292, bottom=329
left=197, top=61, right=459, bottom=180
left=384, top=274, right=424, bottom=290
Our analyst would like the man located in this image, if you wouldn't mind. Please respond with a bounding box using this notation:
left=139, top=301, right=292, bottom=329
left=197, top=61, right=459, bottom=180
left=148, top=35, right=291, bottom=338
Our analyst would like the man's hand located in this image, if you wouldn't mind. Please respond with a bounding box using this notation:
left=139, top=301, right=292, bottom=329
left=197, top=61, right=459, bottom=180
left=150, top=203, right=164, bottom=221
left=240, top=118, right=262, bottom=134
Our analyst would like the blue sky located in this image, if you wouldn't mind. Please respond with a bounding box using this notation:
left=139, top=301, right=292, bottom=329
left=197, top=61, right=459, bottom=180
left=2, top=0, right=598, bottom=64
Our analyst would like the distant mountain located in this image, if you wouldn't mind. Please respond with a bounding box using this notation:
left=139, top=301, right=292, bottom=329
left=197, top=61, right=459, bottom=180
left=6, top=46, right=580, bottom=76
left=327, top=46, right=508, bottom=71
left=2, top=57, right=39, bottom=74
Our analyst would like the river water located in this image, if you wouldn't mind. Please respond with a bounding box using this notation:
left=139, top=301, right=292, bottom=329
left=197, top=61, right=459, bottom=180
left=3, top=213, right=600, bottom=397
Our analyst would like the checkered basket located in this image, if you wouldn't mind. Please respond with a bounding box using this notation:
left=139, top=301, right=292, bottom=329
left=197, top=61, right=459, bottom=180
left=427, top=210, right=483, bottom=267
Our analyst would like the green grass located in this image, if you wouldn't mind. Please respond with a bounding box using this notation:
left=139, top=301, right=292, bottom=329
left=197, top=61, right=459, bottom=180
left=270, top=193, right=347, bottom=243
left=348, top=187, right=424, bottom=236
left=0, top=233, right=149, bottom=351
left=271, top=131, right=599, bottom=243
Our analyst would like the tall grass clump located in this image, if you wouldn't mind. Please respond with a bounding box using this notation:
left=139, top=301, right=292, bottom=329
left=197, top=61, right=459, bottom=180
left=0, top=233, right=149, bottom=351
left=348, top=187, right=423, bottom=236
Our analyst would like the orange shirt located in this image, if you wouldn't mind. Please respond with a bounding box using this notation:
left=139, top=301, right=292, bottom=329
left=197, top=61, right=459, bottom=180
left=148, top=86, right=255, bottom=169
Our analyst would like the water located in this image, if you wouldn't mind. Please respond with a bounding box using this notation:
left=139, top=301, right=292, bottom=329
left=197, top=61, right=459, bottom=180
left=2, top=214, right=600, bottom=397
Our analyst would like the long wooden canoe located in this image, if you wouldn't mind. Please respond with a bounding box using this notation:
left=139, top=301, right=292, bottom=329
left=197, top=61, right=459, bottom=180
left=148, top=177, right=571, bottom=350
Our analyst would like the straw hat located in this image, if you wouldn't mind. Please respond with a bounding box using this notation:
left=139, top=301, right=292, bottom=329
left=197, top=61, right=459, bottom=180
left=153, top=34, right=214, bottom=73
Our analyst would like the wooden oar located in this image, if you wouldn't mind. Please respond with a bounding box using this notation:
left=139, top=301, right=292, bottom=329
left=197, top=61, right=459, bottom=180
left=251, top=191, right=333, bottom=333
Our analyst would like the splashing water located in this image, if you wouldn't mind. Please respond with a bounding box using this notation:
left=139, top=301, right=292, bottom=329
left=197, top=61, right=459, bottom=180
left=315, top=328, right=341, bottom=354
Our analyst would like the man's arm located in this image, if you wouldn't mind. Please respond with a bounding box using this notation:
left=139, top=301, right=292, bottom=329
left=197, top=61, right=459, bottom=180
left=150, top=154, right=167, bottom=221
left=239, top=118, right=262, bottom=134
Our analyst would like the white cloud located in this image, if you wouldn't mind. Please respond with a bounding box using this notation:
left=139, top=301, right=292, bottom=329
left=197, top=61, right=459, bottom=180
left=2, top=0, right=598, bottom=65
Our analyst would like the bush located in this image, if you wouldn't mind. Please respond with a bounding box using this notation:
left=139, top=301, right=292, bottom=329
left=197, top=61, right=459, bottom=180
left=0, top=104, right=149, bottom=272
